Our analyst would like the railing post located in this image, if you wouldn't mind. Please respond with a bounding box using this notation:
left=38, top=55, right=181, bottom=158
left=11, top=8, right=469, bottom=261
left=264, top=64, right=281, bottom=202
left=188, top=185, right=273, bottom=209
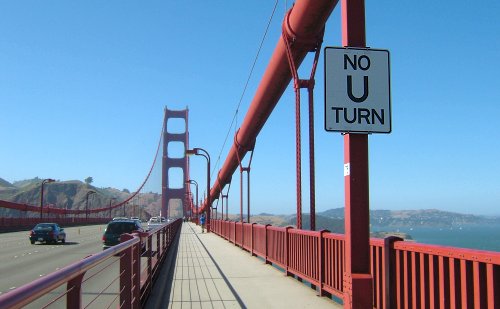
left=120, top=235, right=133, bottom=309
left=318, top=229, right=329, bottom=297
left=285, top=226, right=292, bottom=277
left=384, top=236, right=403, bottom=309
left=233, top=221, right=237, bottom=245
left=250, top=223, right=256, bottom=256
left=240, top=222, right=244, bottom=248
left=147, top=234, right=153, bottom=297
left=264, top=224, right=271, bottom=265
left=157, top=229, right=161, bottom=256
left=66, top=273, right=84, bottom=309
left=162, top=226, right=166, bottom=250
left=132, top=241, right=141, bottom=309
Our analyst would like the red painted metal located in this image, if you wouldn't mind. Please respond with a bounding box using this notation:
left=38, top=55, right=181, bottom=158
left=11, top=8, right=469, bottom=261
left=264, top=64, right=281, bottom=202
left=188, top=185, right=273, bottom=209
left=486, top=263, right=496, bottom=308
left=235, top=133, right=254, bottom=224
left=473, top=261, right=481, bottom=308
left=403, top=252, right=409, bottom=308
left=294, top=54, right=303, bottom=230
left=340, top=0, right=372, bottom=306
left=411, top=251, right=417, bottom=308
left=448, top=258, right=459, bottom=309
left=307, top=80, right=317, bottom=231
left=439, top=255, right=446, bottom=309
left=283, top=30, right=304, bottom=230
left=199, top=0, right=338, bottom=214
left=163, top=108, right=189, bottom=219
left=429, top=254, right=436, bottom=309
left=391, top=240, right=500, bottom=309
left=282, top=24, right=323, bottom=231
left=120, top=243, right=133, bottom=308
left=210, top=219, right=500, bottom=308
left=421, top=254, right=427, bottom=308
left=343, top=133, right=372, bottom=308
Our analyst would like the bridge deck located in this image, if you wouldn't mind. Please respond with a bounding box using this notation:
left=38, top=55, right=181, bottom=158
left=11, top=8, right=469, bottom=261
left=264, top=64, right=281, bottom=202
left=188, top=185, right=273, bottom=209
left=147, top=222, right=341, bottom=308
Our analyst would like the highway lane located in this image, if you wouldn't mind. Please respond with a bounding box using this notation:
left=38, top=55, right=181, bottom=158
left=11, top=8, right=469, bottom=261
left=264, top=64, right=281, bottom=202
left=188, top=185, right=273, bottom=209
left=0, top=224, right=107, bottom=296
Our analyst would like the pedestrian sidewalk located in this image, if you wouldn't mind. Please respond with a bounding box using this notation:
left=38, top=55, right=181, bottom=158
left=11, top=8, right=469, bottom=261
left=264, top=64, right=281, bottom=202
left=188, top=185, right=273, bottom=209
left=148, top=222, right=341, bottom=308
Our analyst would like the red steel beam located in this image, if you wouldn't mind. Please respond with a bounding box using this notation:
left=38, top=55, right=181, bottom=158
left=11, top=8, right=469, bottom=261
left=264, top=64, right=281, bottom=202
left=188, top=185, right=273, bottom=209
left=199, top=0, right=339, bottom=213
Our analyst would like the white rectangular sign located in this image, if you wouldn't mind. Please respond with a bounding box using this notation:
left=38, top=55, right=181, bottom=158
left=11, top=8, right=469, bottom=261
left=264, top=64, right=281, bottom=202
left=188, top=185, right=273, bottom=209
left=324, top=47, right=391, bottom=133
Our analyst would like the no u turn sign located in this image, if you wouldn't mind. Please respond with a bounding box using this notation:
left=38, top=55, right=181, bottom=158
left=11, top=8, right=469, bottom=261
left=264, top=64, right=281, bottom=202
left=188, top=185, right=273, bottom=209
left=324, top=47, right=391, bottom=133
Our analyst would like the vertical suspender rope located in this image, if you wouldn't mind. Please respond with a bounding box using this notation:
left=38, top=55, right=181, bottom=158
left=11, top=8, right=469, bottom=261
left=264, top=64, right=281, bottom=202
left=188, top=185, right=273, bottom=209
left=234, top=129, right=256, bottom=224
left=217, top=177, right=232, bottom=222
left=282, top=28, right=323, bottom=230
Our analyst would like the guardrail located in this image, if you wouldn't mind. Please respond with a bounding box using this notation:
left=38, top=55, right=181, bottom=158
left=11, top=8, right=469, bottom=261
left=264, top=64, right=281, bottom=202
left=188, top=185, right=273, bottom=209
left=210, top=219, right=500, bottom=308
left=0, top=218, right=182, bottom=309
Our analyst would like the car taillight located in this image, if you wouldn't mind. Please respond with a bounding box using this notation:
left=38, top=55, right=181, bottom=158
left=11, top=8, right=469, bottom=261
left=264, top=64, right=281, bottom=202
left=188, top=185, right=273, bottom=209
left=29, top=231, right=34, bottom=236
left=102, top=235, right=106, bottom=242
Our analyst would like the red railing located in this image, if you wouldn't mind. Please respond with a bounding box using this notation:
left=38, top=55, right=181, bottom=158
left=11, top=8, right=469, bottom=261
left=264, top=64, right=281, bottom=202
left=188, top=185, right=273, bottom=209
left=0, top=219, right=182, bottom=309
left=210, top=219, right=500, bottom=308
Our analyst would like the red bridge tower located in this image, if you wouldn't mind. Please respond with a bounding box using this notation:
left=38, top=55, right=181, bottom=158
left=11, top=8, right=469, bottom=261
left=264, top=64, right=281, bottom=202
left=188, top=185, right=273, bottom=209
left=162, top=107, right=189, bottom=219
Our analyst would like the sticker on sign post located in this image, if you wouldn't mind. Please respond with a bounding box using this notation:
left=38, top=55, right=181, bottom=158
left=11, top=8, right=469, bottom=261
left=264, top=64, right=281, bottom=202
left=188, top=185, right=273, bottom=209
left=324, top=47, right=391, bottom=133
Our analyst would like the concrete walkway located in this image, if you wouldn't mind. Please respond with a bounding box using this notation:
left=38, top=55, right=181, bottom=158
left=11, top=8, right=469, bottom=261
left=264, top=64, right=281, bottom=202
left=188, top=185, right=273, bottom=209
left=159, top=222, right=341, bottom=309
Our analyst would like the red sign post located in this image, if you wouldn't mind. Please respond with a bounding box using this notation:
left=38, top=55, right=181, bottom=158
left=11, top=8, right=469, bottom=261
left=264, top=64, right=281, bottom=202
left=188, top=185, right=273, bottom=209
left=341, top=0, right=373, bottom=308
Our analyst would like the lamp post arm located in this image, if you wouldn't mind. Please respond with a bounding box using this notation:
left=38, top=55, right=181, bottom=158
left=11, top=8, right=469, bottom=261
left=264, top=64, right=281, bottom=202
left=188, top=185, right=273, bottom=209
left=40, top=179, right=55, bottom=220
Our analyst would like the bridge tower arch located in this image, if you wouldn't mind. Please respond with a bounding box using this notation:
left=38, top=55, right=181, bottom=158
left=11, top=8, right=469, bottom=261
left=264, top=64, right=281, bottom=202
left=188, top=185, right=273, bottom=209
left=162, top=107, right=189, bottom=219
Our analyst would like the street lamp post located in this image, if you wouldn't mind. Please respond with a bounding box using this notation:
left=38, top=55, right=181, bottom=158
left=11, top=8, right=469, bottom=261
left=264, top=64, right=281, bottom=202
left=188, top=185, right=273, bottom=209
left=186, top=179, right=199, bottom=223
left=86, top=190, right=96, bottom=221
left=40, top=179, right=55, bottom=220
left=186, top=147, right=211, bottom=232
left=184, top=191, right=192, bottom=219
left=109, top=197, right=116, bottom=219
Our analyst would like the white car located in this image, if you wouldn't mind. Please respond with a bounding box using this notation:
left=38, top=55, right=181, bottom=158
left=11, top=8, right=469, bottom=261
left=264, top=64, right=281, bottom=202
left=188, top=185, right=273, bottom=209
left=147, top=217, right=163, bottom=230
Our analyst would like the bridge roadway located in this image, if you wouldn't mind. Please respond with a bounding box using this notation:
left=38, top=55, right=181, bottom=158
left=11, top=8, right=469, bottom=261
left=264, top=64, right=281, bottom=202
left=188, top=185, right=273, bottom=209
left=0, top=224, right=104, bottom=296
left=146, top=222, right=341, bottom=308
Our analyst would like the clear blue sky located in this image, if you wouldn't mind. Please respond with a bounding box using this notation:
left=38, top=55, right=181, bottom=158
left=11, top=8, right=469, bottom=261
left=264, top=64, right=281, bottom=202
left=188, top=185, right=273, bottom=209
left=1, top=1, right=499, bottom=215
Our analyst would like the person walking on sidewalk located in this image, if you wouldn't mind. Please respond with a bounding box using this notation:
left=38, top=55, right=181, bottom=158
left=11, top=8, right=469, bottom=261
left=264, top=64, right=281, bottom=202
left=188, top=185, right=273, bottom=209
left=199, top=213, right=206, bottom=233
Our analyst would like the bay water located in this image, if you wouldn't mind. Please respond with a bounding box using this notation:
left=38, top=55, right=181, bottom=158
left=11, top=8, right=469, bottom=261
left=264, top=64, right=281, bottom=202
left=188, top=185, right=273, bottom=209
left=374, top=224, right=500, bottom=252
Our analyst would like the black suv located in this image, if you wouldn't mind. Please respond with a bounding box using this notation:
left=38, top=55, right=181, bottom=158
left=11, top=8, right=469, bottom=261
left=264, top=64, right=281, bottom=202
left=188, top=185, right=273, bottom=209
left=102, top=219, right=144, bottom=250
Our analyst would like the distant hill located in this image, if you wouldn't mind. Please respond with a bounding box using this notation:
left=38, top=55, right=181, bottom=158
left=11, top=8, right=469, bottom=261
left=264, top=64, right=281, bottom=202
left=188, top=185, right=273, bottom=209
left=317, top=208, right=345, bottom=218
left=286, top=214, right=344, bottom=233
left=0, top=177, right=160, bottom=219
left=12, top=177, right=42, bottom=188
left=0, top=178, right=15, bottom=188
left=198, top=207, right=498, bottom=232
left=318, top=208, right=498, bottom=228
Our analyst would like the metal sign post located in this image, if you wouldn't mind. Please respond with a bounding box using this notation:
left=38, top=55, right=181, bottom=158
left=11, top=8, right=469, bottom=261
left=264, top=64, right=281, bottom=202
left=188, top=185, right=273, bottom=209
left=323, top=0, right=392, bottom=307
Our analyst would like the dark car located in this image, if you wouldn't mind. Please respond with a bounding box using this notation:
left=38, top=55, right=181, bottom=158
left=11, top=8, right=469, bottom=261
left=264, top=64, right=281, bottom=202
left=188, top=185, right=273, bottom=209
left=102, top=219, right=145, bottom=250
left=29, top=223, right=66, bottom=244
